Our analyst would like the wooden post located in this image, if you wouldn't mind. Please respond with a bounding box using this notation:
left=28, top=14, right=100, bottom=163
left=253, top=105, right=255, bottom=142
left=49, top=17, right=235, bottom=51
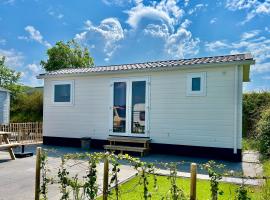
left=35, top=147, right=42, bottom=200
left=190, top=163, right=197, bottom=200
left=103, top=156, right=109, bottom=200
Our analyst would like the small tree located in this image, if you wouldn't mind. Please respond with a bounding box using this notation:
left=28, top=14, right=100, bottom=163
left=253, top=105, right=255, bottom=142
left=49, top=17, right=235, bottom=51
left=40, top=40, right=94, bottom=71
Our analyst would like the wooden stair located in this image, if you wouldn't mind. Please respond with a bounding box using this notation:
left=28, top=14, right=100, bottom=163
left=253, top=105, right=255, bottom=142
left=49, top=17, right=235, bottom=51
left=104, top=136, right=151, bottom=156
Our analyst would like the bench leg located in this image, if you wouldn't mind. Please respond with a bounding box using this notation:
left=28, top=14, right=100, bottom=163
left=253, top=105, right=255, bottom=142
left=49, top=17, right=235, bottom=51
left=8, top=147, right=16, bottom=160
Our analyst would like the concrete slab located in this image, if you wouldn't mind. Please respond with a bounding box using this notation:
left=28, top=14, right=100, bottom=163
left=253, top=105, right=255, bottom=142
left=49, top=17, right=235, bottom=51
left=0, top=146, right=264, bottom=200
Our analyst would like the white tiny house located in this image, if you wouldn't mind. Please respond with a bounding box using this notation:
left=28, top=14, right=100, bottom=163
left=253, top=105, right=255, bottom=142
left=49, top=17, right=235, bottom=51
left=38, top=53, right=255, bottom=161
left=0, top=87, right=10, bottom=125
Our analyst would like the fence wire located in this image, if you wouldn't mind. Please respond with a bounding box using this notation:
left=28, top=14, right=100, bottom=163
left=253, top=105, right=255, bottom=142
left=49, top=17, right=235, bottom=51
left=37, top=148, right=269, bottom=200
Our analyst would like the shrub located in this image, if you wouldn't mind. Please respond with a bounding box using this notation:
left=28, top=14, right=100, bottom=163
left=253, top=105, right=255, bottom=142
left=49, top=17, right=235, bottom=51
left=243, top=92, right=270, bottom=138
left=256, top=107, right=270, bottom=157
left=10, top=90, right=43, bottom=122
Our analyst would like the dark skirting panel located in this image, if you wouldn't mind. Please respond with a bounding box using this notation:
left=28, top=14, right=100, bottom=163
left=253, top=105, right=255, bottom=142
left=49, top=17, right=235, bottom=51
left=43, top=136, right=241, bottom=162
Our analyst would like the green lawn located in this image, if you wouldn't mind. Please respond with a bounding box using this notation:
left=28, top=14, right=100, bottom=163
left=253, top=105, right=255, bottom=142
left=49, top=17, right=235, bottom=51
left=100, top=175, right=259, bottom=200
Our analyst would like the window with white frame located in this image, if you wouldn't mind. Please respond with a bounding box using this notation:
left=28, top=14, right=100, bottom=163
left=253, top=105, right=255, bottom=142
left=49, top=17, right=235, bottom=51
left=186, top=72, right=206, bottom=96
left=52, top=81, right=74, bottom=104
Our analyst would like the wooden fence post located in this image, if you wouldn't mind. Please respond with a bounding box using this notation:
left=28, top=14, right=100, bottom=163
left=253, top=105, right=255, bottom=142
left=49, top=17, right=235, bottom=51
left=35, top=147, right=42, bottom=200
left=103, top=156, right=109, bottom=200
left=190, top=163, right=197, bottom=200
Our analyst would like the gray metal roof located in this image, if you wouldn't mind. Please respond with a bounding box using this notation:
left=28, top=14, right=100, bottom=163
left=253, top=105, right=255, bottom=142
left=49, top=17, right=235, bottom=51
left=38, top=53, right=254, bottom=78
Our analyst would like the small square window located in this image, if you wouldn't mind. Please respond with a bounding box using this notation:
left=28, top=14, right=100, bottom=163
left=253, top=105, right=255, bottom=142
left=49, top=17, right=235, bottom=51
left=52, top=80, right=74, bottom=105
left=186, top=72, right=206, bottom=96
left=54, top=84, right=71, bottom=102
left=192, top=77, right=201, bottom=91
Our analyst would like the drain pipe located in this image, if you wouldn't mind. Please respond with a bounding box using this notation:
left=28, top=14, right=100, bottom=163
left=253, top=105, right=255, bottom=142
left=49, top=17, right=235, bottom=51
left=233, top=65, right=239, bottom=154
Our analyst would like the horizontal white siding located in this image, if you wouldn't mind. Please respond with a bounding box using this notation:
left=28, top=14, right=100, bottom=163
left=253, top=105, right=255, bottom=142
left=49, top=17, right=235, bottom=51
left=43, top=65, right=241, bottom=149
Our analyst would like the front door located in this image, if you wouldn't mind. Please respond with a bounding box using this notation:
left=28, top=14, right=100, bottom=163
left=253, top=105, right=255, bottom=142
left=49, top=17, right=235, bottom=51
left=110, top=77, right=149, bottom=137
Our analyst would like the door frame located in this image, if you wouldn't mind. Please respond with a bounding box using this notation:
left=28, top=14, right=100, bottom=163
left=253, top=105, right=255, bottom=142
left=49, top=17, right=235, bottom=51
left=109, top=76, right=150, bottom=138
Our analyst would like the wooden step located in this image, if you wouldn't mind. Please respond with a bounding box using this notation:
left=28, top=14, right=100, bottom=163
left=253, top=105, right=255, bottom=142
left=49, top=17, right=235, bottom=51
left=108, top=136, right=151, bottom=144
left=104, top=145, right=148, bottom=156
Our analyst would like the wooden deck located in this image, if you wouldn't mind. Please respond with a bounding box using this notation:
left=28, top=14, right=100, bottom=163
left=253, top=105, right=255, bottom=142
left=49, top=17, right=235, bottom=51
left=104, top=136, right=151, bottom=156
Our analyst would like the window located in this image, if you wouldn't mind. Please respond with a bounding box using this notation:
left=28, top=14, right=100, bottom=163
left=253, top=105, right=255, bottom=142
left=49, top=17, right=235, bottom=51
left=52, top=81, right=74, bottom=104
left=186, top=72, right=206, bottom=96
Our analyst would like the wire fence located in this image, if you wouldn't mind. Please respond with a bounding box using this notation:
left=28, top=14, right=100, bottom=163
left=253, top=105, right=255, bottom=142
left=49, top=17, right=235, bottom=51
left=34, top=147, right=269, bottom=200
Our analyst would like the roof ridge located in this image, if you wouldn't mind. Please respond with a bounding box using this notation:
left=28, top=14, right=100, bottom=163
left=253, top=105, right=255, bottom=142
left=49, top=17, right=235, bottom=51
left=38, top=53, right=254, bottom=78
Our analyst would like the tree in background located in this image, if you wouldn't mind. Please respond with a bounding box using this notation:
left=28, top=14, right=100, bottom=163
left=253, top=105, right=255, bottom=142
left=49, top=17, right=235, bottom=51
left=0, top=56, right=43, bottom=122
left=40, top=40, right=94, bottom=71
left=0, top=56, right=22, bottom=97
left=11, top=90, right=43, bottom=122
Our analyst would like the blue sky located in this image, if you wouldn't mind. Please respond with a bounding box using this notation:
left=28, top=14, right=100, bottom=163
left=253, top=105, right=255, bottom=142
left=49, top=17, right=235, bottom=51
left=0, top=0, right=270, bottom=91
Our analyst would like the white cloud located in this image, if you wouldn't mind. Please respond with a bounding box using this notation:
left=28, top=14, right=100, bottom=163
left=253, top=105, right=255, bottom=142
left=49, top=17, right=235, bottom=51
left=19, top=26, right=51, bottom=48
left=205, top=40, right=229, bottom=51
left=75, top=18, right=124, bottom=62
left=165, top=27, right=200, bottom=58
left=188, top=3, right=208, bottom=15
left=205, top=30, right=270, bottom=73
left=0, top=48, right=24, bottom=68
left=226, top=0, right=270, bottom=24
left=125, top=0, right=183, bottom=29
left=102, top=0, right=134, bottom=6
left=144, top=24, right=169, bottom=38
left=48, top=8, right=64, bottom=20
left=27, top=63, right=42, bottom=74
left=210, top=18, right=217, bottom=24
left=0, top=39, right=6, bottom=45
left=241, top=30, right=260, bottom=40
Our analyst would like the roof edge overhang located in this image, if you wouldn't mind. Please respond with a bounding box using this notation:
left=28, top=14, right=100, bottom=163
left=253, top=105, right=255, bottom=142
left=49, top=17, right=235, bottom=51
left=37, top=59, right=255, bottom=80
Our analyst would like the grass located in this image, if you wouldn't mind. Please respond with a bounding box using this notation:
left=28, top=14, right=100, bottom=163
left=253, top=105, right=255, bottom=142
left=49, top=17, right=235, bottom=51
left=242, top=138, right=259, bottom=151
left=101, top=175, right=258, bottom=200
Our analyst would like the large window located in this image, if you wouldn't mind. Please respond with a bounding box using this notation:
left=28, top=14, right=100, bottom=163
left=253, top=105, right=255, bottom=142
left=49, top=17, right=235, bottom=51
left=186, top=72, right=206, bottom=96
left=52, top=81, right=74, bottom=104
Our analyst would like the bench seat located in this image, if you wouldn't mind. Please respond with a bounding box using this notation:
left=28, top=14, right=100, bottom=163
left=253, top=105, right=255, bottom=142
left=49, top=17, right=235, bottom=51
left=0, top=143, right=20, bottom=150
left=104, top=145, right=148, bottom=156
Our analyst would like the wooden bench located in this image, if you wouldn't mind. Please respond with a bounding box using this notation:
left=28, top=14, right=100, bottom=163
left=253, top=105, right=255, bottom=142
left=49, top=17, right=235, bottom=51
left=105, top=136, right=151, bottom=156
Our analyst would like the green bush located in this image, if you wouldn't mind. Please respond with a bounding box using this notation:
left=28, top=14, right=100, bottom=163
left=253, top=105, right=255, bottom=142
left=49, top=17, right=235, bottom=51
left=243, top=92, right=270, bottom=137
left=10, top=90, right=43, bottom=122
left=256, top=107, right=270, bottom=157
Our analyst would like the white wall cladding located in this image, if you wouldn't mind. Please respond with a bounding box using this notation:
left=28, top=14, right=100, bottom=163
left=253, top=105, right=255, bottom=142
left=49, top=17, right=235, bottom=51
left=43, top=65, right=242, bottom=149
left=0, top=91, right=10, bottom=124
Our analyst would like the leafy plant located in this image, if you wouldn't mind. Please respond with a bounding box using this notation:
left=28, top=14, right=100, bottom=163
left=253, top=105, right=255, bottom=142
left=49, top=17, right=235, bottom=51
left=203, top=161, right=224, bottom=200
left=235, top=184, right=251, bottom=200
left=256, top=107, right=270, bottom=157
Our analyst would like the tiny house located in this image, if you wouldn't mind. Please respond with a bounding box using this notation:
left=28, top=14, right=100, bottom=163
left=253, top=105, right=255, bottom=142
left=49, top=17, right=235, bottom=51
left=38, top=53, right=255, bottom=161
left=0, top=87, right=10, bottom=125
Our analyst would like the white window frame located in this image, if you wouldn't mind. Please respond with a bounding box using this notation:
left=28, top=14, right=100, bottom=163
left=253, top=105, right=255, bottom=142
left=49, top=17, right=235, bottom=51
left=109, top=76, right=150, bottom=138
left=186, top=72, right=206, bottom=96
left=52, top=80, right=74, bottom=105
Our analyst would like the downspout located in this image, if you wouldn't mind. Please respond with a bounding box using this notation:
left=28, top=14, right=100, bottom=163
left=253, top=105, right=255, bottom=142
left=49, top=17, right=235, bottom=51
left=233, top=65, right=239, bottom=154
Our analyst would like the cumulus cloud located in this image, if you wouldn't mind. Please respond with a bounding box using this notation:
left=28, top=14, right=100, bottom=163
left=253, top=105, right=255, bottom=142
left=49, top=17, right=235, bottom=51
left=205, top=30, right=270, bottom=73
left=226, top=0, right=270, bottom=24
left=0, top=48, right=24, bottom=68
left=241, top=30, right=260, bottom=40
left=165, top=27, right=200, bottom=58
left=75, top=18, right=124, bottom=62
left=125, top=0, right=183, bottom=29
left=205, top=40, right=229, bottom=51
left=18, top=26, right=51, bottom=48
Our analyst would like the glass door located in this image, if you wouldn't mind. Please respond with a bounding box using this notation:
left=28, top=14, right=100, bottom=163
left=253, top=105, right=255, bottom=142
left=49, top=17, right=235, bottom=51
left=112, top=82, right=127, bottom=134
left=131, top=81, right=146, bottom=135
left=110, top=77, right=149, bottom=137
